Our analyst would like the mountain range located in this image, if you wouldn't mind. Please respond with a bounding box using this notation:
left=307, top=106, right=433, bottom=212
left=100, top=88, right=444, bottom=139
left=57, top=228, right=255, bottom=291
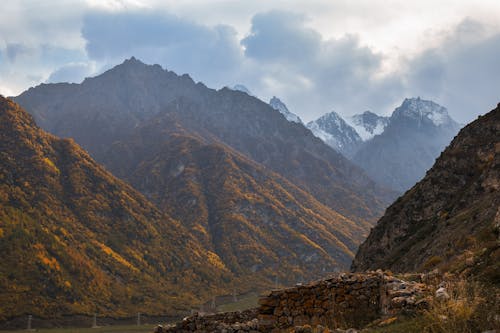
left=14, top=57, right=393, bottom=223
left=2, top=55, right=498, bottom=325
left=302, top=98, right=461, bottom=192
left=5, top=58, right=398, bottom=318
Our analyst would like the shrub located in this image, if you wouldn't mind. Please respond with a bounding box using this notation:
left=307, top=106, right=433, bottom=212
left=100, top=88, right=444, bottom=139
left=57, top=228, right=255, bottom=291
left=422, top=279, right=499, bottom=332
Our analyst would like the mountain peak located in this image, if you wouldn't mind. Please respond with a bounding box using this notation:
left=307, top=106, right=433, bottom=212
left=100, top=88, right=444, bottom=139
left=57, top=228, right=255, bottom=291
left=395, top=97, right=455, bottom=127
left=307, top=111, right=362, bottom=157
left=269, top=96, right=303, bottom=124
left=348, top=111, right=389, bottom=141
left=353, top=98, right=461, bottom=192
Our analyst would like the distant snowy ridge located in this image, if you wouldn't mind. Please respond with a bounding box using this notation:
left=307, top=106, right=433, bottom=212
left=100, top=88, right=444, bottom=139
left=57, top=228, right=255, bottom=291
left=352, top=97, right=461, bottom=192
left=307, top=111, right=362, bottom=158
left=347, top=111, right=389, bottom=141
left=269, top=96, right=303, bottom=124
left=392, top=97, right=455, bottom=128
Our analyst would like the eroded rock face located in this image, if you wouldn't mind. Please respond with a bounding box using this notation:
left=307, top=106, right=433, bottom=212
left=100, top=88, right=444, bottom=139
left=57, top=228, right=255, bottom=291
left=352, top=104, right=500, bottom=280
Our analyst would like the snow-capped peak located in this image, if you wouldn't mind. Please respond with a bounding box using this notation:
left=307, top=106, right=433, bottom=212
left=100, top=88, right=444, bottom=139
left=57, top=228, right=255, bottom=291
left=307, top=111, right=362, bottom=157
left=394, top=97, right=454, bottom=127
left=347, top=111, right=389, bottom=141
left=269, top=96, right=303, bottom=124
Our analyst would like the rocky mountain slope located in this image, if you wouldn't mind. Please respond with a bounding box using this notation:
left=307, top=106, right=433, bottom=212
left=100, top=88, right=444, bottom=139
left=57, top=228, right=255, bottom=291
left=352, top=103, right=500, bottom=284
left=0, top=96, right=233, bottom=320
left=15, top=57, right=394, bottom=224
left=353, top=98, right=461, bottom=192
left=103, top=113, right=370, bottom=282
left=307, top=111, right=362, bottom=158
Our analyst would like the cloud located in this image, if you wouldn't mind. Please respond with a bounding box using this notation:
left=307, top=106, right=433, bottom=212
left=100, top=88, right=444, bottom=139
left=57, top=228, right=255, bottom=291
left=239, top=10, right=402, bottom=119
left=47, top=62, right=95, bottom=83
left=5, top=43, right=34, bottom=62
left=0, top=44, right=88, bottom=96
left=242, top=11, right=321, bottom=64
left=1, top=4, right=499, bottom=124
left=405, top=19, right=500, bottom=122
left=81, top=10, right=244, bottom=86
left=242, top=13, right=500, bottom=122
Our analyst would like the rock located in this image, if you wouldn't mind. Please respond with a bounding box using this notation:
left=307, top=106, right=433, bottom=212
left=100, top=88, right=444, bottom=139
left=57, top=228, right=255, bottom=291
left=435, top=287, right=450, bottom=300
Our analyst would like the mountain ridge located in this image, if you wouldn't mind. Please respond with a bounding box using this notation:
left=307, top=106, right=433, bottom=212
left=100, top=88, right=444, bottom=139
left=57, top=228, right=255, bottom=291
left=15, top=57, right=395, bottom=224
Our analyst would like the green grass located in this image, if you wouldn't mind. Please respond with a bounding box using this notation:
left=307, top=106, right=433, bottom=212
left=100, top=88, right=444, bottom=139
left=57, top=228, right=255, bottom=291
left=0, top=324, right=156, bottom=333
left=216, top=293, right=259, bottom=313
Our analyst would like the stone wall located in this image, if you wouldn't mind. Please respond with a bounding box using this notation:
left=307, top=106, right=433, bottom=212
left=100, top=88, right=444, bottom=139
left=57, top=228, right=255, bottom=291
left=163, top=272, right=430, bottom=333
left=164, top=309, right=258, bottom=333
left=257, top=272, right=429, bottom=332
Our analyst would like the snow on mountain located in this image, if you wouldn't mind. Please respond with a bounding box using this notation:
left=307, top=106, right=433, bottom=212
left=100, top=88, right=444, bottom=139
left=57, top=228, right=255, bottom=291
left=269, top=96, right=303, bottom=124
left=307, top=111, right=362, bottom=158
left=347, top=111, right=389, bottom=141
left=392, top=97, right=456, bottom=128
left=353, top=97, right=461, bottom=192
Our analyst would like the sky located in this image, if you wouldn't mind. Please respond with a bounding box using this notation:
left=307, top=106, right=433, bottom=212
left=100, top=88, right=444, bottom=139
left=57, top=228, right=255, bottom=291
left=1, top=0, right=500, bottom=123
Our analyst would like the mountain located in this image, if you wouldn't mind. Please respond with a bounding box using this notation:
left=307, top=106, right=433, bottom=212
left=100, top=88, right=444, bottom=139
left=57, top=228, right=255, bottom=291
left=347, top=111, right=389, bottom=141
left=269, top=96, right=303, bottom=124
left=352, top=103, right=500, bottom=284
left=307, top=111, right=362, bottom=158
left=102, top=113, right=371, bottom=283
left=15, top=57, right=394, bottom=225
left=353, top=98, right=461, bottom=192
left=0, top=96, right=233, bottom=320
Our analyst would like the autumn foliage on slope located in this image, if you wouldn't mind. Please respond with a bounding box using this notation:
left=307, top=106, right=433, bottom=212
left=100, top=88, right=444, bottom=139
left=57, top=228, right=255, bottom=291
left=0, top=96, right=232, bottom=320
